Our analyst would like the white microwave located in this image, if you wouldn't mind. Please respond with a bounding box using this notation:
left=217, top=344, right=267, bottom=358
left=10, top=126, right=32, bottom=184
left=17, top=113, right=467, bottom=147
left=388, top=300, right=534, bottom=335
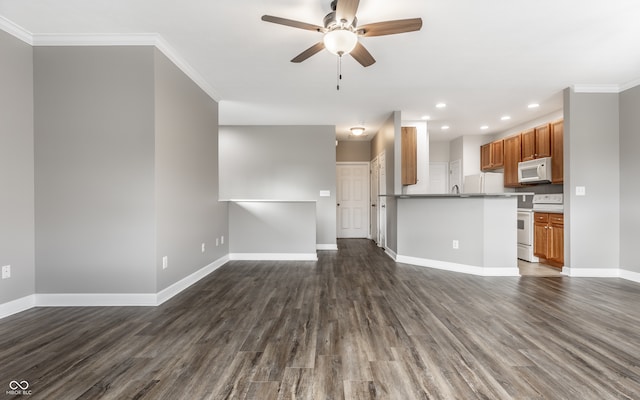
left=518, top=157, right=552, bottom=184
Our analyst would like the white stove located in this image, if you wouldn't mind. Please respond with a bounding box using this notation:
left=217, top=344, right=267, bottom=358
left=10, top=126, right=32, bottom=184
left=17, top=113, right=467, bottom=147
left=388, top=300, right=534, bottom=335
left=532, top=193, right=564, bottom=213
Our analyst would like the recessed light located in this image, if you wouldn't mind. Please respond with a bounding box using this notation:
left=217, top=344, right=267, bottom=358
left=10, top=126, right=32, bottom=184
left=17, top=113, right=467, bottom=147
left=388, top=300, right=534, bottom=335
left=441, top=125, right=450, bottom=130
left=528, top=103, right=540, bottom=109
left=436, top=103, right=447, bottom=109
left=421, top=115, right=431, bottom=120
left=500, top=115, right=511, bottom=121
left=480, top=125, right=489, bottom=130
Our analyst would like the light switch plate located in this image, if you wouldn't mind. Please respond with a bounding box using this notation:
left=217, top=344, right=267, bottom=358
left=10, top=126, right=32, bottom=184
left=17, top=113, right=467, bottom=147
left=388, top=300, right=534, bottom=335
left=2, top=265, right=11, bottom=279
left=576, top=186, right=586, bottom=196
left=319, top=190, right=331, bottom=197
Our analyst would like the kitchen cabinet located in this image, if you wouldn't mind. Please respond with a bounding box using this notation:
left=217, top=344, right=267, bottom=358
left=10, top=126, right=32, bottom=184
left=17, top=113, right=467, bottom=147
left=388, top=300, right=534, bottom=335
left=503, top=134, right=522, bottom=187
left=401, top=126, right=417, bottom=185
left=534, top=212, right=564, bottom=268
left=480, top=139, right=504, bottom=171
left=522, top=124, right=551, bottom=161
left=551, top=120, right=563, bottom=184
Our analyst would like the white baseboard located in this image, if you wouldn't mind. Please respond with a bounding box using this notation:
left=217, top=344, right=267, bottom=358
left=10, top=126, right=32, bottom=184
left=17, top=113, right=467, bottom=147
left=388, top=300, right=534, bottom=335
left=317, top=244, right=338, bottom=251
left=396, top=255, right=520, bottom=276
left=0, top=255, right=231, bottom=319
left=620, top=269, right=640, bottom=283
left=0, top=294, right=36, bottom=320
left=156, top=255, right=229, bottom=305
left=384, top=247, right=398, bottom=260
left=229, top=253, right=318, bottom=261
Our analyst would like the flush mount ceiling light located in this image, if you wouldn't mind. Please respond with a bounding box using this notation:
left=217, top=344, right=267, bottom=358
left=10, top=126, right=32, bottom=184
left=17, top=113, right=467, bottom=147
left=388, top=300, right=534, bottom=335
left=501, top=115, right=511, bottom=121
left=436, top=103, right=447, bottom=109
left=421, top=115, right=431, bottom=120
left=480, top=125, right=489, bottom=130
left=350, top=127, right=365, bottom=136
left=528, top=103, right=540, bottom=109
left=441, top=125, right=450, bottom=130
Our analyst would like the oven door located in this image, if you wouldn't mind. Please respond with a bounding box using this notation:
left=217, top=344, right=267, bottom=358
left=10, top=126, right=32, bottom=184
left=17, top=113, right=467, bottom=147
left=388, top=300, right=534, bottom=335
left=517, top=211, right=533, bottom=246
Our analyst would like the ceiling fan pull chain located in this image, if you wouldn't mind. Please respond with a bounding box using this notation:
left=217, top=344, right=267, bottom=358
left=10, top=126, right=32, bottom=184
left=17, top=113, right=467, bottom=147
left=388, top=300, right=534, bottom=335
left=337, top=54, right=343, bottom=91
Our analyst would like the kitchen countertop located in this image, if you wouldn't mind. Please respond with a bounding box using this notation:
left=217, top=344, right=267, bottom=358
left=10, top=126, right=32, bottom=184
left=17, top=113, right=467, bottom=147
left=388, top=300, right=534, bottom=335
left=382, top=193, right=534, bottom=199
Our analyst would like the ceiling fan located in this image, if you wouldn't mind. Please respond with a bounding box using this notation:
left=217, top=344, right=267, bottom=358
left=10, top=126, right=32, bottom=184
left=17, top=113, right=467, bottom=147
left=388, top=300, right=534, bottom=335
left=261, top=0, right=423, bottom=68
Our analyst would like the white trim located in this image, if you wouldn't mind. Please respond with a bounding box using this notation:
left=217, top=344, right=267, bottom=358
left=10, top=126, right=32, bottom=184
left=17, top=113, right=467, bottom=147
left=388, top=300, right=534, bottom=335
left=31, top=32, right=158, bottom=46
left=0, top=255, right=231, bottom=318
left=620, top=78, right=640, bottom=92
left=561, top=267, right=620, bottom=278
left=396, top=255, right=520, bottom=276
left=0, top=19, right=222, bottom=102
left=572, top=84, right=621, bottom=93
left=156, top=255, right=229, bottom=305
left=317, top=244, right=338, bottom=251
left=620, top=269, right=640, bottom=284
left=229, top=253, right=318, bottom=261
left=0, top=295, right=36, bottom=320
left=384, top=247, right=398, bottom=261
left=0, top=15, right=33, bottom=45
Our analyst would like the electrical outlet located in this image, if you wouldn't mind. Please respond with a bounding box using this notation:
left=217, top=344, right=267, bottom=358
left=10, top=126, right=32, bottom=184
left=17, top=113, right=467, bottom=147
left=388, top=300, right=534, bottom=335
left=162, top=256, right=168, bottom=270
left=201, top=243, right=206, bottom=253
left=2, top=265, right=10, bottom=279
left=576, top=186, right=586, bottom=196
left=221, top=236, right=224, bottom=245
left=452, top=240, right=459, bottom=249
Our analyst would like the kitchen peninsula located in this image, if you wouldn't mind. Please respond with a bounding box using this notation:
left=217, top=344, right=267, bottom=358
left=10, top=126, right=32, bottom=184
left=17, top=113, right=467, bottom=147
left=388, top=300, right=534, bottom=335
left=387, top=193, right=530, bottom=276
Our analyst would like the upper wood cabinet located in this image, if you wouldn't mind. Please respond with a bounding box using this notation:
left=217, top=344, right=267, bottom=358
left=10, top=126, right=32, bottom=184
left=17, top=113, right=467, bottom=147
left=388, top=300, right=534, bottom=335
left=522, top=124, right=551, bottom=161
left=503, top=134, right=522, bottom=187
left=480, top=139, right=504, bottom=171
left=401, top=126, right=417, bottom=186
left=551, top=120, right=563, bottom=184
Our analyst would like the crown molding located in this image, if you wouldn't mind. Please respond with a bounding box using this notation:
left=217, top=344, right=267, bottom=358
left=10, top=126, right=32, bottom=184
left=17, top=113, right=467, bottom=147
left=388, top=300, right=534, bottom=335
left=572, top=84, right=621, bottom=93
left=0, top=20, right=221, bottom=101
left=0, top=15, right=33, bottom=45
left=620, top=77, right=640, bottom=92
left=573, top=78, right=640, bottom=94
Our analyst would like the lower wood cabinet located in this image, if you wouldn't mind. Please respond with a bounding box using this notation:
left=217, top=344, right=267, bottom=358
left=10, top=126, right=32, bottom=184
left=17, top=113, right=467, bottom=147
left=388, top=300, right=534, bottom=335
left=534, top=212, right=564, bottom=268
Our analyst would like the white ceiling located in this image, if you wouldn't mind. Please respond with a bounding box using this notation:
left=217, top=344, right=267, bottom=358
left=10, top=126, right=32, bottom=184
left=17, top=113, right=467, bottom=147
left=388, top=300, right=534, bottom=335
left=2, top=0, right=639, bottom=141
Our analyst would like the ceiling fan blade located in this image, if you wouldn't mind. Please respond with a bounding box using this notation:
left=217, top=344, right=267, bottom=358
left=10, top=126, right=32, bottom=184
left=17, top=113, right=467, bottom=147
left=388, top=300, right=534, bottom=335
left=350, top=42, right=375, bottom=67
left=336, top=0, right=360, bottom=24
left=358, top=18, right=423, bottom=37
left=261, top=15, right=324, bottom=32
left=291, top=42, right=326, bottom=63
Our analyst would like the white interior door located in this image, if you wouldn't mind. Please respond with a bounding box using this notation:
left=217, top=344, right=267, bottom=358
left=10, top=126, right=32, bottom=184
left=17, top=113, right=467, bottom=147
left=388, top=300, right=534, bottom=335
left=370, top=157, right=378, bottom=242
left=336, top=163, right=370, bottom=238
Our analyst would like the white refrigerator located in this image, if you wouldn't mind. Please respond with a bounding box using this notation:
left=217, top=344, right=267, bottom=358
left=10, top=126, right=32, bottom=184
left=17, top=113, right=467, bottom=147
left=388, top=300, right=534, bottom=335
left=463, top=172, right=504, bottom=193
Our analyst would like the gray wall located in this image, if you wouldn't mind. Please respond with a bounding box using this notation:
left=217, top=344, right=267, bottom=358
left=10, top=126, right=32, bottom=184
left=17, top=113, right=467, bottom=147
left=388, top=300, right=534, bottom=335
left=153, top=50, right=228, bottom=291
left=219, top=125, right=337, bottom=247
left=619, top=85, right=640, bottom=273
left=34, top=46, right=157, bottom=293
left=564, top=88, right=620, bottom=270
left=0, top=31, right=35, bottom=304
left=229, top=202, right=316, bottom=255
left=336, top=140, right=371, bottom=162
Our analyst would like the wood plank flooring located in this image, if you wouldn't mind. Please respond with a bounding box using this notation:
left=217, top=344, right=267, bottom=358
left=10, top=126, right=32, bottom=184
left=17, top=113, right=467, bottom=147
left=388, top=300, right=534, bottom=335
left=1, top=239, right=640, bottom=399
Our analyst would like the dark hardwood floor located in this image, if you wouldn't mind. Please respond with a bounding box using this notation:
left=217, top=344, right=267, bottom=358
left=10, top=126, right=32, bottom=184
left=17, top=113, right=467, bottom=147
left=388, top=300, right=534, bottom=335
left=2, top=239, right=640, bottom=399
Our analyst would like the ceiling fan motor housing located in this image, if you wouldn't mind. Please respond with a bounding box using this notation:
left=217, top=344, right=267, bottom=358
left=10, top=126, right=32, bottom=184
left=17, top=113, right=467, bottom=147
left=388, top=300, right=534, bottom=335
left=323, top=11, right=357, bottom=30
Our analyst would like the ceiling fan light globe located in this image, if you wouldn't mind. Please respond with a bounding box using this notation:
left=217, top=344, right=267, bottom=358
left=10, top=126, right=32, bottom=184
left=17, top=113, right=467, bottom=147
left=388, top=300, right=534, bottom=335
left=323, top=29, right=358, bottom=55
